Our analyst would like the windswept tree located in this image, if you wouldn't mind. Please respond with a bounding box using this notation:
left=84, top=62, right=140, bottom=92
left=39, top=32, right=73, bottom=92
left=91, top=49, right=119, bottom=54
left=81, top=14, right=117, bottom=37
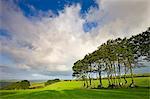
left=83, top=54, right=95, bottom=86
left=72, top=60, right=89, bottom=87
left=72, top=27, right=150, bottom=88
left=92, top=50, right=104, bottom=88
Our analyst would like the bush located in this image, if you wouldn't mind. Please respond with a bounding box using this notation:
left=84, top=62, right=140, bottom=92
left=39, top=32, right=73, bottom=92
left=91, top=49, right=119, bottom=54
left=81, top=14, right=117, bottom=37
left=19, top=80, right=30, bottom=89
left=1, top=80, right=30, bottom=90
left=45, top=79, right=60, bottom=86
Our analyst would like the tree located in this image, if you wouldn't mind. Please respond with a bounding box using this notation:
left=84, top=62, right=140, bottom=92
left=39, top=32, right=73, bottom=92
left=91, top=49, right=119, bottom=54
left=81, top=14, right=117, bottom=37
left=20, top=80, right=30, bottom=89
left=72, top=27, right=150, bottom=88
left=72, top=60, right=89, bottom=87
left=45, top=79, right=60, bottom=86
left=83, top=54, right=94, bottom=86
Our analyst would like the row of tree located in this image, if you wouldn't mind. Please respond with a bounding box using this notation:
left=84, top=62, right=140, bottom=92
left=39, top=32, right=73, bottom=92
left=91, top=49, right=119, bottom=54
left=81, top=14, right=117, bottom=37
left=72, top=28, right=150, bottom=88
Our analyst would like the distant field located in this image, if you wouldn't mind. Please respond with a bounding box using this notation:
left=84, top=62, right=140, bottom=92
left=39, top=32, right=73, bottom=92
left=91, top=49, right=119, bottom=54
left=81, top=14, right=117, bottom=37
left=0, top=77, right=150, bottom=99
left=30, top=82, right=45, bottom=88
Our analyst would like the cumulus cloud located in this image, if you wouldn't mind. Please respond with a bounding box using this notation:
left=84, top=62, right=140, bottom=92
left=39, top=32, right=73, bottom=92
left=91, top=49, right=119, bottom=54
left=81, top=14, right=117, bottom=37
left=0, top=0, right=150, bottom=79
left=91, top=0, right=150, bottom=35
left=0, top=1, right=96, bottom=73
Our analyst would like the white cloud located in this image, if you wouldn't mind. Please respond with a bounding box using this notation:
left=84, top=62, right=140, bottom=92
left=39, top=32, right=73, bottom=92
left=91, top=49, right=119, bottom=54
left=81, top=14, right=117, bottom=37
left=32, top=73, right=50, bottom=79
left=85, top=0, right=150, bottom=44
left=0, top=1, right=96, bottom=73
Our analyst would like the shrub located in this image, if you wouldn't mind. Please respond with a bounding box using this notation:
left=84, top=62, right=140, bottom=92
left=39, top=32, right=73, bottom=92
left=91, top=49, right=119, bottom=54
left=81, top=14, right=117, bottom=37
left=1, top=80, right=30, bottom=90
left=45, top=79, right=60, bottom=86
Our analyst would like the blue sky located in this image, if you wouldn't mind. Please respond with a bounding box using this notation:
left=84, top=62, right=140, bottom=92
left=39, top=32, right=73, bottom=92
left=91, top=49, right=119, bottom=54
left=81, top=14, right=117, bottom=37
left=0, top=0, right=150, bottom=80
left=15, top=0, right=99, bottom=32
left=15, top=0, right=98, bottom=16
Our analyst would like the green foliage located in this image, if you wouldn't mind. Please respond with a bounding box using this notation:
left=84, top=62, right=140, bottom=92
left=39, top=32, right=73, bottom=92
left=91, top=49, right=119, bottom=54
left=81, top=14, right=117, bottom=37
left=30, top=82, right=45, bottom=89
left=72, top=27, right=150, bottom=88
left=45, top=79, right=60, bottom=86
left=19, top=80, right=30, bottom=89
left=1, top=80, right=30, bottom=90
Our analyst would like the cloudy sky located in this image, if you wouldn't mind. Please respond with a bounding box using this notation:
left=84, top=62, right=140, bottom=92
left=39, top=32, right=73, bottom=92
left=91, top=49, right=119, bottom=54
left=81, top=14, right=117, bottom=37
left=0, top=0, right=150, bottom=80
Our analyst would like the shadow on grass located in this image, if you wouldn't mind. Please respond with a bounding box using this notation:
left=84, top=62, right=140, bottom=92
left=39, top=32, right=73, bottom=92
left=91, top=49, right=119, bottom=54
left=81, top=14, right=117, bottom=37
left=92, top=85, right=150, bottom=89
left=0, top=88, right=149, bottom=99
left=0, top=92, right=17, bottom=96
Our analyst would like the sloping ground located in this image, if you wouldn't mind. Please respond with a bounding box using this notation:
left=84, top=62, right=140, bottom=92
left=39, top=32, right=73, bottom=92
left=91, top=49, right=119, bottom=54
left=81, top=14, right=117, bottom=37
left=44, top=77, right=150, bottom=90
left=0, top=77, right=150, bottom=99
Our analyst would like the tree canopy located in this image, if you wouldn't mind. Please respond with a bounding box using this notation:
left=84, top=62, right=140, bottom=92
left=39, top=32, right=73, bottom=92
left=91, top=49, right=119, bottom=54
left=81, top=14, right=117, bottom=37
left=72, top=27, right=150, bottom=88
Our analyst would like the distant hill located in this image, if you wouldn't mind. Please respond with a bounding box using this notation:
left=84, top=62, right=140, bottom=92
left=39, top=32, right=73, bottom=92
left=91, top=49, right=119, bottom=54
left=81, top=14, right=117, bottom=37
left=0, top=82, right=13, bottom=89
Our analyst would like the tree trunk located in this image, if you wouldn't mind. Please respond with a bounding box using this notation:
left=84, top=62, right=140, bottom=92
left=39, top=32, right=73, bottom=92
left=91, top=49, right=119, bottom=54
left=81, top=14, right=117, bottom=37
left=106, top=64, right=111, bottom=86
left=129, top=64, right=134, bottom=86
left=110, top=63, right=114, bottom=86
left=107, top=73, right=111, bottom=85
left=118, top=61, right=122, bottom=86
left=89, top=74, right=92, bottom=85
left=82, top=76, right=86, bottom=87
left=106, top=62, right=112, bottom=87
left=98, top=65, right=103, bottom=88
left=85, top=76, right=89, bottom=88
left=128, top=59, right=135, bottom=87
left=113, top=62, right=117, bottom=86
left=123, top=62, right=127, bottom=84
left=89, top=63, right=92, bottom=86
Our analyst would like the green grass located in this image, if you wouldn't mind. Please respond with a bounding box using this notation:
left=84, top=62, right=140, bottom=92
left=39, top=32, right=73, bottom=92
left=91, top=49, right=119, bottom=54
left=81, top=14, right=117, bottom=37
left=0, top=77, right=150, bottom=99
left=30, top=82, right=45, bottom=88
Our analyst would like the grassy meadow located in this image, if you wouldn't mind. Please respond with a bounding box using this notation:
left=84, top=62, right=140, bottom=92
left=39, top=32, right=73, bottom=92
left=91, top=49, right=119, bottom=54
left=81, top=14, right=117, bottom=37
left=0, top=77, right=150, bottom=99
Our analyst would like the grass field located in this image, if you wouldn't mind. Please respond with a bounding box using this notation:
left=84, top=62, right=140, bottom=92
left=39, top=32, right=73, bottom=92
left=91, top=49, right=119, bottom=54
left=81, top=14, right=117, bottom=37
left=0, top=77, right=150, bottom=99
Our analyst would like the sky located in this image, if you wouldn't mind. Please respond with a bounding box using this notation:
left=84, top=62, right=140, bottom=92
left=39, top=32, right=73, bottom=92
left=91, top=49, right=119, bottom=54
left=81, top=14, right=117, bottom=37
left=0, top=0, right=150, bottom=80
